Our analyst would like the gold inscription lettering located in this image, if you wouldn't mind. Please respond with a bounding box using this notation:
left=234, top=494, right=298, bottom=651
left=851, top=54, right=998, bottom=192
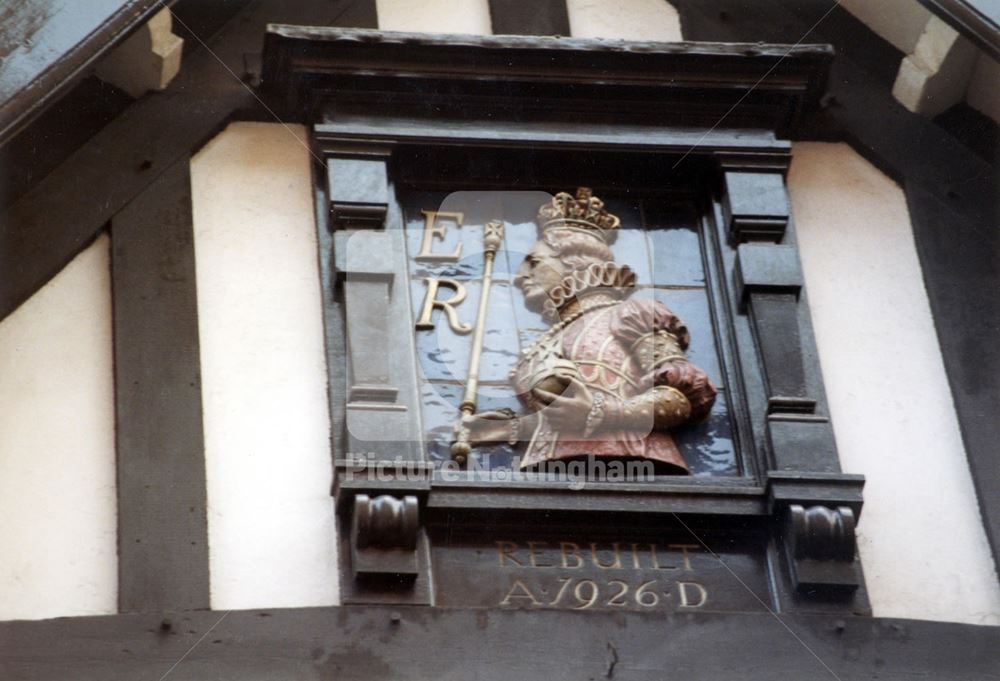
left=500, top=579, right=542, bottom=606
left=649, top=543, right=677, bottom=570
left=492, top=577, right=710, bottom=611
left=634, top=580, right=659, bottom=607
left=549, top=577, right=573, bottom=606
left=590, top=542, right=623, bottom=569
left=416, top=210, right=463, bottom=262
left=415, top=278, right=472, bottom=334
left=490, top=541, right=710, bottom=611
left=606, top=580, right=629, bottom=607
left=527, top=541, right=552, bottom=568
left=573, top=579, right=599, bottom=609
left=496, top=541, right=523, bottom=567
left=677, top=581, right=708, bottom=608
left=560, top=542, right=583, bottom=569
left=668, top=543, right=699, bottom=571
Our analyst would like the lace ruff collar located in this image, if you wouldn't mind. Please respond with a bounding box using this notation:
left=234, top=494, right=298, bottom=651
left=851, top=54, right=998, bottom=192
left=540, top=262, right=637, bottom=323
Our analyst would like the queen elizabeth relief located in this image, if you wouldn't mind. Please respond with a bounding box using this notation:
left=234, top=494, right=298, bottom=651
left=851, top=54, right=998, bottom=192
left=412, top=188, right=720, bottom=474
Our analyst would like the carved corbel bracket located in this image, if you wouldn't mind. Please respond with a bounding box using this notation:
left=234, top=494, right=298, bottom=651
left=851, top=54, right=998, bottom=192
left=788, top=504, right=855, bottom=561
left=350, top=494, right=421, bottom=580
left=767, top=469, right=864, bottom=596
left=783, top=504, right=862, bottom=594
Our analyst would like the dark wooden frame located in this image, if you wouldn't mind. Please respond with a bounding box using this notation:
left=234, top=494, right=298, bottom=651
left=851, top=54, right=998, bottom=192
left=260, top=26, right=866, bottom=607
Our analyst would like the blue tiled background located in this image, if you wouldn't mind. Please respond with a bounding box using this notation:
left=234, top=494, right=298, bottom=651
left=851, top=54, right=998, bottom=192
left=403, top=190, right=737, bottom=476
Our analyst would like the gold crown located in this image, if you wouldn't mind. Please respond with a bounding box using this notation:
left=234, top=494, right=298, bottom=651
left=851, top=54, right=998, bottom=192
left=537, top=187, right=620, bottom=244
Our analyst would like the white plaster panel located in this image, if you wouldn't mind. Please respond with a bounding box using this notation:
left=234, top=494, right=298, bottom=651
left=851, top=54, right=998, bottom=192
left=567, top=0, right=681, bottom=41
left=0, top=236, right=117, bottom=620
left=191, top=122, right=338, bottom=610
left=839, top=0, right=932, bottom=53
left=789, top=142, right=1000, bottom=626
left=376, top=0, right=492, bottom=34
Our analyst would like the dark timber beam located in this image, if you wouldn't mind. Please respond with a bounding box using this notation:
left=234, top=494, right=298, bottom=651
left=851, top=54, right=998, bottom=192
left=0, top=606, right=996, bottom=680
left=0, top=0, right=378, bottom=324
left=111, top=155, right=208, bottom=612
left=905, top=186, right=1000, bottom=564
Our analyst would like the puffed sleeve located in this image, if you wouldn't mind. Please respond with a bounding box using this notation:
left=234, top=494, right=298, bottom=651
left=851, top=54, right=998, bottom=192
left=653, top=358, right=717, bottom=422
left=610, top=298, right=717, bottom=422
left=609, top=297, right=691, bottom=349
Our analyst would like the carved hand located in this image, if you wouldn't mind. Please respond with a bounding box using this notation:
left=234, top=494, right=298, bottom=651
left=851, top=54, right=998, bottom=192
left=532, top=377, right=594, bottom=433
left=458, top=408, right=518, bottom=445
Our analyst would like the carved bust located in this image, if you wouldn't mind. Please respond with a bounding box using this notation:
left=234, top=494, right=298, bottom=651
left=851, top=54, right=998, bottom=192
left=463, top=188, right=717, bottom=473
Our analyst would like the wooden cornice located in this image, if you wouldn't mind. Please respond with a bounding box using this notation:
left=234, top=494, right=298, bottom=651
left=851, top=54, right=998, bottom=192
left=261, top=26, right=834, bottom=134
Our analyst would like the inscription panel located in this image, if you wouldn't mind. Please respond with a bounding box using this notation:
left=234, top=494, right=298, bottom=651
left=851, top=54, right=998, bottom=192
left=431, top=527, right=770, bottom=613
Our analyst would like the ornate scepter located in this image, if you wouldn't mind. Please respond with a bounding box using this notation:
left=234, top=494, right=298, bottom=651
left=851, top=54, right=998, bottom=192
left=450, top=220, right=505, bottom=466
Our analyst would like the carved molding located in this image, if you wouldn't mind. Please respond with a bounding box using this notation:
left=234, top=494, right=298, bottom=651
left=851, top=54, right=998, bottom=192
left=263, top=27, right=833, bottom=134
left=787, top=504, right=856, bottom=562
left=350, top=494, right=421, bottom=581
left=353, top=494, right=420, bottom=550
left=783, top=503, right=861, bottom=594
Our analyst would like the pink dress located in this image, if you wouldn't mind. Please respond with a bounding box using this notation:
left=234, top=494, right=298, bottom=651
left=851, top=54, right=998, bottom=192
left=513, top=297, right=717, bottom=473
